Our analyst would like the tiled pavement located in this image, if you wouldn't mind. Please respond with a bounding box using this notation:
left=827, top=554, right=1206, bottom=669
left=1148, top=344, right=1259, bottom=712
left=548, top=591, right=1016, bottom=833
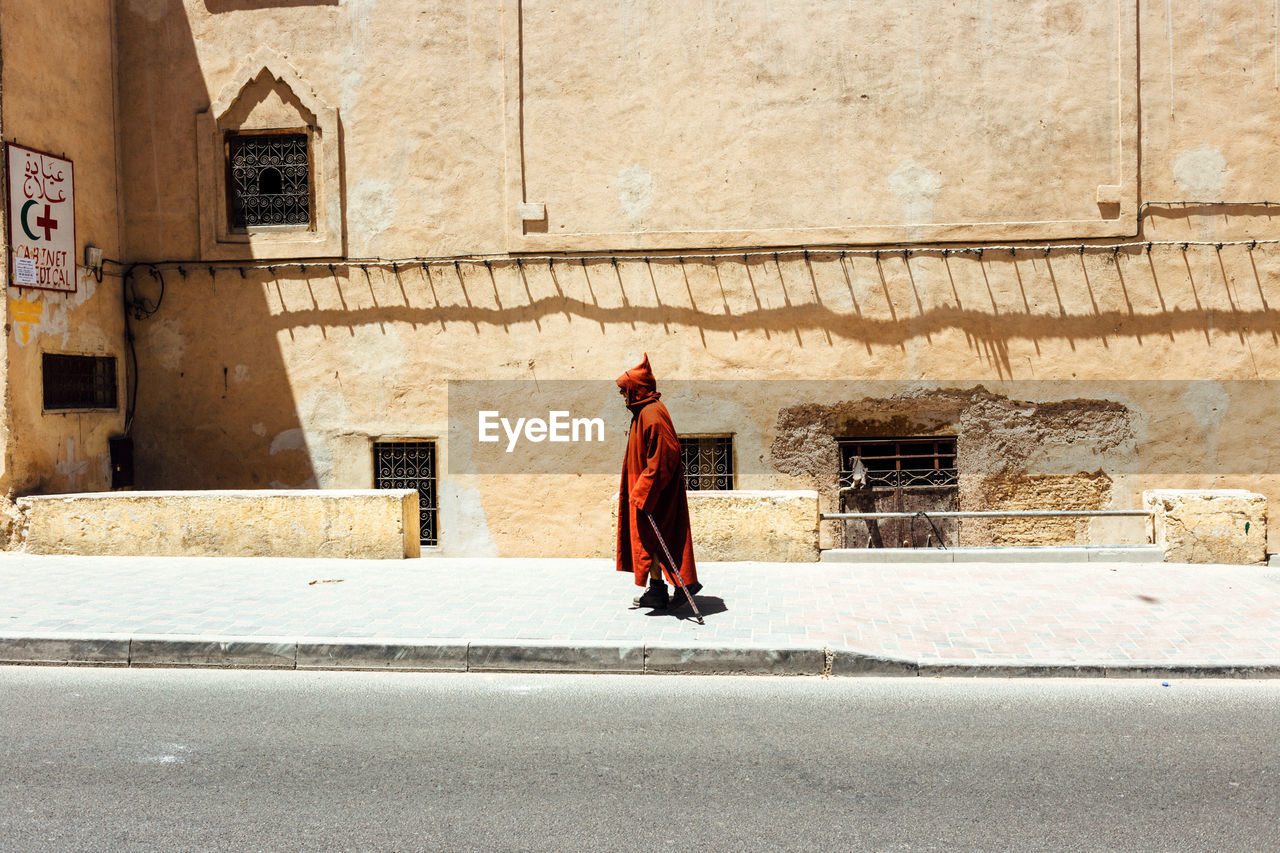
left=2, top=553, right=1280, bottom=670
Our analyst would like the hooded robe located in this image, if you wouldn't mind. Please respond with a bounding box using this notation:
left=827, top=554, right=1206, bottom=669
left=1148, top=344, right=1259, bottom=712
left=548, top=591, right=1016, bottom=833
left=616, top=355, right=699, bottom=588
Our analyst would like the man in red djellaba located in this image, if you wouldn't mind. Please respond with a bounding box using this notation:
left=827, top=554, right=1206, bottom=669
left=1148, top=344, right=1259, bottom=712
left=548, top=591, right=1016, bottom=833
left=615, top=354, right=702, bottom=610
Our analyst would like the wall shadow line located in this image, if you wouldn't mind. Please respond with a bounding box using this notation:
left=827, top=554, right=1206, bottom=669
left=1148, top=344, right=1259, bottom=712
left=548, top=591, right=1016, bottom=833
left=248, top=293, right=1280, bottom=350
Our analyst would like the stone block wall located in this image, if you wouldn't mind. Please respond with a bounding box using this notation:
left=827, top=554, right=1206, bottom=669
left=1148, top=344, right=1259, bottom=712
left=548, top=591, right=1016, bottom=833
left=1143, top=490, right=1267, bottom=565
left=15, top=489, right=421, bottom=559
left=687, top=490, right=820, bottom=562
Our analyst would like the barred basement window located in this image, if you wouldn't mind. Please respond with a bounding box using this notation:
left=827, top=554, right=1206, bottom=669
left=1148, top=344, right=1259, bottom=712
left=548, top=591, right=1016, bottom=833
left=42, top=354, right=117, bottom=410
left=226, top=132, right=311, bottom=230
left=374, top=440, right=438, bottom=547
left=838, top=437, right=958, bottom=490
left=837, top=436, right=959, bottom=549
left=681, top=435, right=734, bottom=491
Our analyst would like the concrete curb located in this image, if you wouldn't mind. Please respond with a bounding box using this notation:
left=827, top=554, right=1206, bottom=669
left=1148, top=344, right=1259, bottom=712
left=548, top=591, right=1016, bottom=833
left=820, top=546, right=1164, bottom=564
left=2, top=633, right=1278, bottom=677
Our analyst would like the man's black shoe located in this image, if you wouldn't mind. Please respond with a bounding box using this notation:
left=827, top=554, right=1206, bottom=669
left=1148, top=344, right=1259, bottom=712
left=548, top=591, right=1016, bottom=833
left=666, top=581, right=703, bottom=610
left=632, top=580, right=670, bottom=609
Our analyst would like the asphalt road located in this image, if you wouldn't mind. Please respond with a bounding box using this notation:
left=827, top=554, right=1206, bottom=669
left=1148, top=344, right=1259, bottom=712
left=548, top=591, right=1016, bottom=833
left=0, top=668, right=1276, bottom=852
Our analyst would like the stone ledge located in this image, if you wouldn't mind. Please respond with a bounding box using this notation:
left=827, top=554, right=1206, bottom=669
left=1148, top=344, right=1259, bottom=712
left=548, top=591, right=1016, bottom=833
left=829, top=650, right=918, bottom=676
left=1143, top=489, right=1267, bottom=565
left=3, top=633, right=1279, bottom=678
left=1099, top=662, right=1280, bottom=679
left=15, top=489, right=421, bottom=559
left=918, top=662, right=1110, bottom=678
left=687, top=490, right=820, bottom=562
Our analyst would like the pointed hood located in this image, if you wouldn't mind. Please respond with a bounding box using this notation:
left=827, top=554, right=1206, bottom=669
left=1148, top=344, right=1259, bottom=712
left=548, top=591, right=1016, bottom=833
left=617, top=353, right=661, bottom=410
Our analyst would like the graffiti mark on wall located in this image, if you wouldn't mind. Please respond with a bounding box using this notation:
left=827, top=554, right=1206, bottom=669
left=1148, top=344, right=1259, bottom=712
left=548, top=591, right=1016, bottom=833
left=8, top=270, right=99, bottom=348
left=9, top=298, right=43, bottom=345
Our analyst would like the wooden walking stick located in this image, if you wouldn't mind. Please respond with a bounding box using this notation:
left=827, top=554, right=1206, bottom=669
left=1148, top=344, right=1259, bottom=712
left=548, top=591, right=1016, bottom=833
left=643, top=511, right=705, bottom=625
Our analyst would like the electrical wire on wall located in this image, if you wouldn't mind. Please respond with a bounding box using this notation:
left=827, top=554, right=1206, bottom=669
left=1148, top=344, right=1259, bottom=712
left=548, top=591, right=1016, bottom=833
left=100, top=204, right=1280, bottom=282
left=98, top=201, right=1280, bottom=281
left=120, top=263, right=165, bottom=437
left=101, top=199, right=1279, bottom=430
left=98, top=236, right=1280, bottom=283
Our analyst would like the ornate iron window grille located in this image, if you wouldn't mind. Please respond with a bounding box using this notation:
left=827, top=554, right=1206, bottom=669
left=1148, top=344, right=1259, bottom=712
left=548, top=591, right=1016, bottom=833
left=681, top=436, right=734, bottom=491
left=226, top=133, right=311, bottom=229
left=838, top=437, right=957, bottom=490
left=43, top=354, right=117, bottom=410
left=373, top=441, right=438, bottom=546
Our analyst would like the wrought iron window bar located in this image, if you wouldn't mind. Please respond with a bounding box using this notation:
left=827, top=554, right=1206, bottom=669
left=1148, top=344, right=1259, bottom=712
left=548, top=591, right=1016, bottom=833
left=838, top=437, right=958, bottom=490
left=226, top=133, right=311, bottom=229
left=681, top=435, right=734, bottom=491
left=373, top=440, right=438, bottom=547
left=43, top=354, right=117, bottom=410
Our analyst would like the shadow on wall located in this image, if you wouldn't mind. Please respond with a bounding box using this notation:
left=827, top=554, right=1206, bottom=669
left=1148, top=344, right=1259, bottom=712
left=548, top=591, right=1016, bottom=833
left=126, top=239, right=1280, bottom=494
left=118, top=3, right=314, bottom=491
left=199, top=243, right=1280, bottom=381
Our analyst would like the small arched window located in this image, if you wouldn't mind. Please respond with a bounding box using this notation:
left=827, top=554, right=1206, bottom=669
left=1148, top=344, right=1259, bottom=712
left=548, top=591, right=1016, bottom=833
left=198, top=47, right=341, bottom=258
left=258, top=167, right=283, bottom=195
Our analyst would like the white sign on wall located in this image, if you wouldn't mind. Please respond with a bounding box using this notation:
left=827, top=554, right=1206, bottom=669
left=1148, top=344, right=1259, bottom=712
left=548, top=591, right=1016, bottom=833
left=7, top=143, right=75, bottom=293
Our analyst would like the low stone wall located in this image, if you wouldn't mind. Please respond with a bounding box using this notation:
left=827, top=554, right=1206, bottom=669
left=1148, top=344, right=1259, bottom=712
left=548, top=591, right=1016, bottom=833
left=15, top=490, right=421, bottom=559
left=1142, top=489, right=1267, bottom=565
left=687, top=490, right=820, bottom=562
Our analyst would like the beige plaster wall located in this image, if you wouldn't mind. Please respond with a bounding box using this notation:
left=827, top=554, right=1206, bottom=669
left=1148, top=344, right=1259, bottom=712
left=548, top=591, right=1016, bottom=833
left=117, top=0, right=510, bottom=260
left=2, top=0, right=125, bottom=495
left=115, top=1, right=1278, bottom=258
left=509, top=0, right=1137, bottom=249
left=125, top=249, right=1280, bottom=556
left=107, top=1, right=1280, bottom=557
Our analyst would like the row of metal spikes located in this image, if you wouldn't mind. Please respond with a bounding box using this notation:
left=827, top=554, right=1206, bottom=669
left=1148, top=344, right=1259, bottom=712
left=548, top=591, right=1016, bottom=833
left=110, top=237, right=1280, bottom=282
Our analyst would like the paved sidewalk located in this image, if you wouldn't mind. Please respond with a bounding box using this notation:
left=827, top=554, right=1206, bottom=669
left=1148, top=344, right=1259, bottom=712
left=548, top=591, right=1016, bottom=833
left=2, top=554, right=1279, bottom=676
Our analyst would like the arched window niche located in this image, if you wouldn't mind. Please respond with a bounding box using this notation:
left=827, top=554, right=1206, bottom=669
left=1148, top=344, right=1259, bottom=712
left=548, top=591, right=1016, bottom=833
left=197, top=48, right=342, bottom=259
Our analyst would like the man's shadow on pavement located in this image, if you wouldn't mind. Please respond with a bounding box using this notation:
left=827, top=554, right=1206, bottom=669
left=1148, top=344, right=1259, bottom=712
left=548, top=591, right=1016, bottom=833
left=645, top=595, right=727, bottom=621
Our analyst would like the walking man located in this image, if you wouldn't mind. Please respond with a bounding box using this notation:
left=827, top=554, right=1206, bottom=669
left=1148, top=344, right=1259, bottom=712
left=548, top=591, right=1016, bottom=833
left=615, top=354, right=701, bottom=610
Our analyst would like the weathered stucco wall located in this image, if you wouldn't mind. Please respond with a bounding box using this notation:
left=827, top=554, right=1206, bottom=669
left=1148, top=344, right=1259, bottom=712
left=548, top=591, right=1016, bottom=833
left=2, top=0, right=125, bottom=497
left=94, top=0, right=1280, bottom=557
left=509, top=0, right=1136, bottom=249
left=115, top=1, right=1277, bottom=259
left=118, top=0, right=510, bottom=261
left=123, top=251, right=1280, bottom=556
